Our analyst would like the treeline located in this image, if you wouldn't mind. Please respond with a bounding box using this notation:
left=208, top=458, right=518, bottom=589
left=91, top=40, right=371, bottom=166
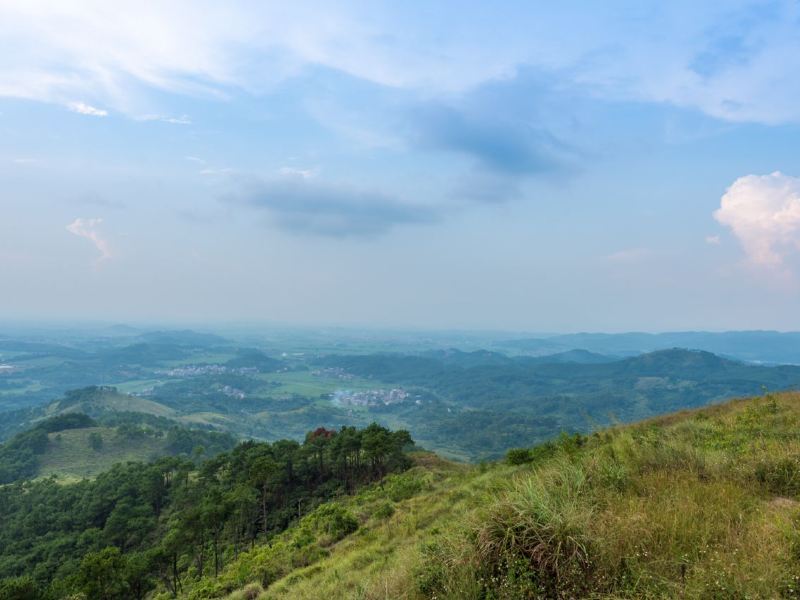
left=0, top=423, right=412, bottom=599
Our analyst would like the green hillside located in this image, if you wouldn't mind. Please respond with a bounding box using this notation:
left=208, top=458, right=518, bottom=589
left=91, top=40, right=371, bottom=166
left=0, top=411, right=237, bottom=483
left=4, top=392, right=800, bottom=599
left=37, top=427, right=180, bottom=481
left=0, top=423, right=412, bottom=599
left=210, top=391, right=800, bottom=599
left=47, top=386, right=177, bottom=419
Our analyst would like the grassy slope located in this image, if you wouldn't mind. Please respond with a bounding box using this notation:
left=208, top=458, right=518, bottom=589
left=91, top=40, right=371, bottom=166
left=196, top=391, right=800, bottom=600
left=37, top=427, right=164, bottom=480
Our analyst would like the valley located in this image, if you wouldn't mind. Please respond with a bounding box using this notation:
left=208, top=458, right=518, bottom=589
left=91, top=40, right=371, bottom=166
left=2, top=328, right=800, bottom=462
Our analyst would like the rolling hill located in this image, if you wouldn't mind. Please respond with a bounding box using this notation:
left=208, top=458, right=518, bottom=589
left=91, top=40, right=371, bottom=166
left=499, top=330, right=800, bottom=364
left=0, top=409, right=237, bottom=483
left=3, top=391, right=800, bottom=598
left=210, top=391, right=800, bottom=599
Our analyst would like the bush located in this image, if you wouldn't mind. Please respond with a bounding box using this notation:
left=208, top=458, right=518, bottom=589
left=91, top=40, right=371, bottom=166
left=506, top=448, right=533, bottom=465
left=372, top=501, right=395, bottom=520
left=475, top=462, right=594, bottom=598
left=384, top=472, right=425, bottom=502
left=301, top=503, right=358, bottom=546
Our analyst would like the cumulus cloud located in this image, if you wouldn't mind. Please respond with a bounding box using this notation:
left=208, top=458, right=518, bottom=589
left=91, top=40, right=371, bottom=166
left=231, top=176, right=437, bottom=237
left=66, top=217, right=112, bottom=263
left=714, top=172, right=800, bottom=268
left=67, top=101, right=108, bottom=116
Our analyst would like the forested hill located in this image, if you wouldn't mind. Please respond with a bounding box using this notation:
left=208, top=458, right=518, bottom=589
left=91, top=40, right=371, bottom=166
left=0, top=423, right=412, bottom=599
left=4, top=393, right=800, bottom=598
left=318, top=347, right=800, bottom=423
left=0, top=411, right=236, bottom=484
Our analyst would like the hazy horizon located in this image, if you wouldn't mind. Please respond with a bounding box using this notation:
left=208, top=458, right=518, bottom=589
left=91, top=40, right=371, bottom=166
left=2, top=319, right=800, bottom=339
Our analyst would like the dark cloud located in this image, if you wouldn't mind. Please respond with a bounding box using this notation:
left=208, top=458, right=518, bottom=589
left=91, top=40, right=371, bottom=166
left=411, top=105, right=569, bottom=176
left=232, top=177, right=438, bottom=237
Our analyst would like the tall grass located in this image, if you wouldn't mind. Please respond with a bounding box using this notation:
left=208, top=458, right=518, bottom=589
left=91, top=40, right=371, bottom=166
left=211, top=393, right=800, bottom=600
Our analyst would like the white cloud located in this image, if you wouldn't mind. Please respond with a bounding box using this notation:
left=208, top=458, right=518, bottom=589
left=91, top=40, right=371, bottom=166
left=66, top=217, right=112, bottom=263
left=714, top=172, right=800, bottom=268
left=137, top=113, right=191, bottom=124
left=1, top=2, right=800, bottom=124
left=705, top=235, right=721, bottom=245
left=67, top=101, right=108, bottom=116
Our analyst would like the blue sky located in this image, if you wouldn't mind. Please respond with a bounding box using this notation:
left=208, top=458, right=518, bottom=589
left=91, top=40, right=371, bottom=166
left=2, top=0, right=800, bottom=331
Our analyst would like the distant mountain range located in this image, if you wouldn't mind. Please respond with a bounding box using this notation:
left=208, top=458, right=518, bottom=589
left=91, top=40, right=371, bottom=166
left=496, top=330, right=800, bottom=364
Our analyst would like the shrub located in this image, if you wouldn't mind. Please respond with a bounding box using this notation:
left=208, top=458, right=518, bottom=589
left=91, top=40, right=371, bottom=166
left=372, top=501, right=395, bottom=520
left=384, top=472, right=425, bottom=502
left=506, top=448, right=533, bottom=465
left=301, top=503, right=358, bottom=546
left=475, top=462, right=594, bottom=598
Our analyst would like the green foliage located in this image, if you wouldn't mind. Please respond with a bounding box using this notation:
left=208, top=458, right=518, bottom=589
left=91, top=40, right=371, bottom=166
left=383, top=471, right=425, bottom=502
left=412, top=394, right=800, bottom=600
left=505, top=447, right=532, bottom=465
left=164, top=427, right=236, bottom=461
left=233, top=392, right=800, bottom=600
left=35, top=413, right=97, bottom=433
left=0, top=424, right=412, bottom=598
left=318, top=349, right=800, bottom=459
left=75, top=547, right=128, bottom=600
left=475, top=462, right=594, bottom=598
left=0, top=410, right=238, bottom=483
left=6, top=329, right=800, bottom=464
left=371, top=501, right=394, bottom=519
left=299, top=503, right=358, bottom=546
left=0, top=427, right=48, bottom=483
left=0, top=576, right=43, bottom=600
left=755, top=456, right=800, bottom=496
left=88, top=431, right=103, bottom=450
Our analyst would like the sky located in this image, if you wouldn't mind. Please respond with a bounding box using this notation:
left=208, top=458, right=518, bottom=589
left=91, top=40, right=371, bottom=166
left=2, top=0, right=800, bottom=331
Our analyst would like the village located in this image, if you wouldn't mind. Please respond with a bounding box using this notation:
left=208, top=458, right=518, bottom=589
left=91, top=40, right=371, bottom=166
left=331, top=387, right=409, bottom=407
left=155, top=364, right=259, bottom=377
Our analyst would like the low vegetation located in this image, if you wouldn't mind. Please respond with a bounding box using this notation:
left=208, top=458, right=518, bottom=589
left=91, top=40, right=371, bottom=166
left=3, top=392, right=800, bottom=598
left=218, top=391, right=800, bottom=599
